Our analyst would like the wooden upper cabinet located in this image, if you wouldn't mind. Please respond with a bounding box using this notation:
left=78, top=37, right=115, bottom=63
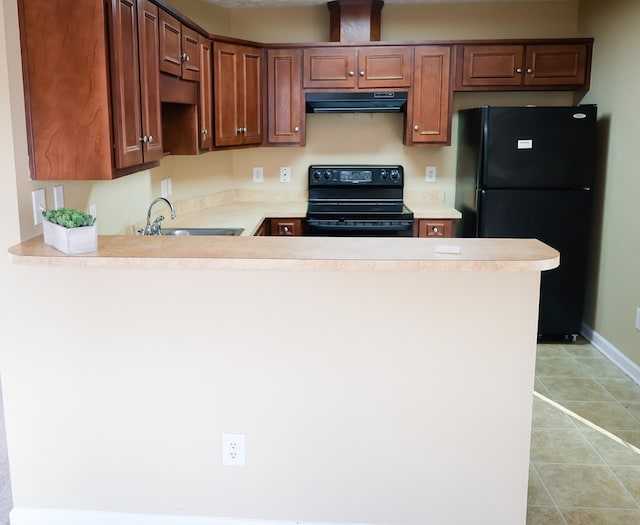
left=303, top=46, right=412, bottom=89
left=406, top=46, right=452, bottom=146
left=18, top=0, right=163, bottom=180
left=159, top=10, right=200, bottom=82
left=213, top=42, right=263, bottom=147
left=267, top=48, right=304, bottom=146
left=199, top=36, right=214, bottom=151
left=18, top=0, right=114, bottom=179
left=455, top=41, right=592, bottom=91
left=110, top=0, right=163, bottom=168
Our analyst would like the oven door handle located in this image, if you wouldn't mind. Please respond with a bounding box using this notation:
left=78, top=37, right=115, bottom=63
left=306, top=219, right=414, bottom=230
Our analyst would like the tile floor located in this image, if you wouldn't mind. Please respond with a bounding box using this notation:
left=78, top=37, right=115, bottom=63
left=528, top=340, right=640, bottom=524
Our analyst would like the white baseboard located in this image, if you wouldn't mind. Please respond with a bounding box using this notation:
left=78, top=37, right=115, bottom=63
left=10, top=508, right=372, bottom=525
left=582, top=323, right=640, bottom=385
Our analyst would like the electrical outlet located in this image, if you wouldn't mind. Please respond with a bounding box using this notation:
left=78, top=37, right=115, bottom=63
left=280, top=166, right=291, bottom=183
left=222, top=433, right=245, bottom=466
left=253, top=167, right=264, bottom=183
left=32, top=188, right=46, bottom=225
left=89, top=204, right=97, bottom=219
left=636, top=307, right=640, bottom=332
left=167, top=177, right=172, bottom=196
left=425, top=166, right=437, bottom=183
left=53, top=185, right=64, bottom=209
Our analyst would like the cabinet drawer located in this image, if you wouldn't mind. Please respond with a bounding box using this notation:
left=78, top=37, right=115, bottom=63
left=270, top=218, right=304, bottom=236
left=416, top=219, right=455, bottom=238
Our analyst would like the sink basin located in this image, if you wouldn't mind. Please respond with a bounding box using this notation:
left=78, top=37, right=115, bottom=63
left=160, top=227, right=244, bottom=236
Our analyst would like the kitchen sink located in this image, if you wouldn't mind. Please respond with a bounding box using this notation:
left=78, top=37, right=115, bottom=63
left=160, top=227, right=244, bottom=236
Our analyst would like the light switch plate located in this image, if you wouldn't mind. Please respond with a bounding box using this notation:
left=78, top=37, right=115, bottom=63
left=425, top=166, right=437, bottom=183
left=53, top=185, right=64, bottom=209
left=253, top=167, right=264, bottom=183
left=32, top=188, right=46, bottom=225
left=161, top=178, right=168, bottom=198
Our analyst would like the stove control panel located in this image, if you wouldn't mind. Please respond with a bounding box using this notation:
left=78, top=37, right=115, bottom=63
left=309, top=165, right=404, bottom=186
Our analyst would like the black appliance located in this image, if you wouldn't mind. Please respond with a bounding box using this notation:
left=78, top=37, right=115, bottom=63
left=305, top=91, right=408, bottom=113
left=455, top=105, right=597, bottom=341
left=306, top=165, right=414, bottom=237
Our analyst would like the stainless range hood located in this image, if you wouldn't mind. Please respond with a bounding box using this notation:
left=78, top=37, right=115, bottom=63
left=305, top=91, right=408, bottom=113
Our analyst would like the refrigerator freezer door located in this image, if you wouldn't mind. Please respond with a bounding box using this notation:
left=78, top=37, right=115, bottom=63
left=478, top=188, right=592, bottom=338
left=481, top=105, right=597, bottom=189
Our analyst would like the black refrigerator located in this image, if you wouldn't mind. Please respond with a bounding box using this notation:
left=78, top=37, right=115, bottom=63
left=455, top=105, right=597, bottom=341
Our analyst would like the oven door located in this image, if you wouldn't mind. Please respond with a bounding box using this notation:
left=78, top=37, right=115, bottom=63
left=306, top=218, right=414, bottom=237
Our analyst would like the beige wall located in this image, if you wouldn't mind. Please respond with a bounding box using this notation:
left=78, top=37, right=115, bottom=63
left=578, top=0, right=640, bottom=359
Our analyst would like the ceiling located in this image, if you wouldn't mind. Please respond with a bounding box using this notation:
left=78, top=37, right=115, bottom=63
left=200, top=0, right=571, bottom=8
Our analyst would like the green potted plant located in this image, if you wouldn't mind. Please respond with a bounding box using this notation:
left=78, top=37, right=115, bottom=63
left=42, top=207, right=97, bottom=254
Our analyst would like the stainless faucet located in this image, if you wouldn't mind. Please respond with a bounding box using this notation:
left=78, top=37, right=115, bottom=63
left=139, top=197, right=176, bottom=235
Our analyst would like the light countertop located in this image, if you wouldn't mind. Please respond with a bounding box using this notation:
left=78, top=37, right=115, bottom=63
left=9, top=235, right=559, bottom=272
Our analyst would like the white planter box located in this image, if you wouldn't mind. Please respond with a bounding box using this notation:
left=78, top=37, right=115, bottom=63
left=43, top=220, right=98, bottom=255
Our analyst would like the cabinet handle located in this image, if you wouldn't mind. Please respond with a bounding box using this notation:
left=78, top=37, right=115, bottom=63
left=282, top=226, right=290, bottom=234
left=293, top=126, right=300, bottom=132
left=140, top=135, right=148, bottom=143
left=348, top=71, right=354, bottom=77
left=432, top=227, right=439, bottom=233
left=147, top=135, right=153, bottom=144
left=413, top=125, right=419, bottom=131
left=237, top=127, right=246, bottom=134
left=516, top=67, right=523, bottom=73
left=181, top=52, right=189, bottom=62
left=359, top=70, right=365, bottom=77
left=202, top=129, right=208, bottom=135
left=527, top=68, right=533, bottom=74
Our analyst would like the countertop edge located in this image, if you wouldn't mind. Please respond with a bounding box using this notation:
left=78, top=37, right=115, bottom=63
left=8, top=236, right=560, bottom=273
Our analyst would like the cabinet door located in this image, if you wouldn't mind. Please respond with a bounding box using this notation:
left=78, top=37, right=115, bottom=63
left=524, top=44, right=589, bottom=87
left=159, top=10, right=182, bottom=77
left=458, top=44, right=524, bottom=88
left=267, top=49, right=304, bottom=145
left=408, top=46, right=452, bottom=145
left=137, top=0, right=163, bottom=163
left=213, top=42, right=241, bottom=146
left=303, top=47, right=357, bottom=89
left=110, top=0, right=145, bottom=168
left=241, top=46, right=263, bottom=145
left=182, top=25, right=201, bottom=81
left=357, top=46, right=412, bottom=88
left=198, top=36, right=213, bottom=151
left=19, top=0, right=114, bottom=180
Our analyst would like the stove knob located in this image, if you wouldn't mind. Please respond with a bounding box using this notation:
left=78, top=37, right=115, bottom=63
left=380, top=169, right=388, bottom=179
left=323, top=170, right=332, bottom=180
left=390, top=170, right=400, bottom=181
left=312, top=170, right=321, bottom=180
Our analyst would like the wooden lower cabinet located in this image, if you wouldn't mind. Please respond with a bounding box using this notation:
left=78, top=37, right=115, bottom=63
left=255, top=218, right=304, bottom=236
left=270, top=218, right=304, bottom=236
left=415, top=219, right=456, bottom=238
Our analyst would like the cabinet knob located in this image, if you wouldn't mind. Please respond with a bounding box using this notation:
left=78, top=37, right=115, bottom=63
left=413, top=125, right=419, bottom=131
left=293, top=126, right=300, bottom=132
left=237, top=127, right=246, bottom=134
left=202, top=129, right=208, bottom=135
left=140, top=135, right=148, bottom=143
left=432, top=227, right=439, bottom=233
left=147, top=135, right=153, bottom=144
left=527, top=68, right=533, bottom=74
left=359, top=70, right=365, bottom=77
left=181, top=52, right=189, bottom=62
left=516, top=67, right=523, bottom=73
left=348, top=71, right=354, bottom=77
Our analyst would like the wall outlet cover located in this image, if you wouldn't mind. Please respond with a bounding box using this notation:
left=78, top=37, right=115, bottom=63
left=253, top=167, right=264, bottom=183
left=32, top=188, right=46, bottom=225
